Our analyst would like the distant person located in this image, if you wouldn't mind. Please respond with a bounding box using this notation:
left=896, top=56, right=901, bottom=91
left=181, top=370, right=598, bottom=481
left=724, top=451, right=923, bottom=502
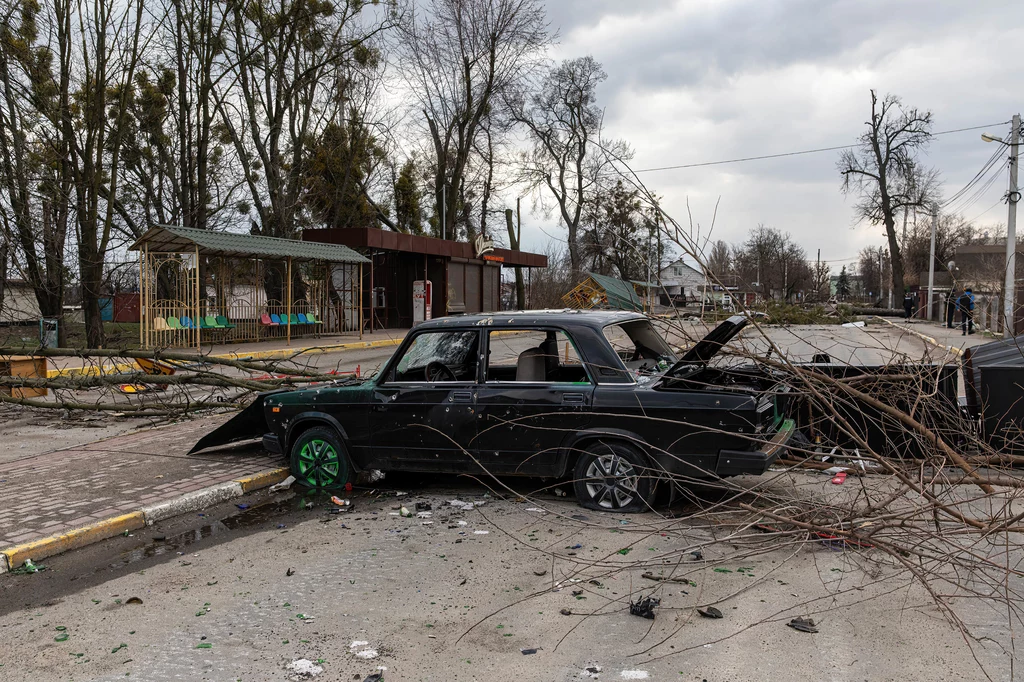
left=958, top=287, right=975, bottom=336
left=903, top=290, right=914, bottom=319
left=945, top=288, right=958, bottom=328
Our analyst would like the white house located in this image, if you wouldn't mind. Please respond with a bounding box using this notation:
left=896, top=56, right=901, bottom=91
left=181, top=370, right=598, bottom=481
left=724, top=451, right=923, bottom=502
left=1, top=280, right=41, bottom=324
left=657, top=259, right=706, bottom=303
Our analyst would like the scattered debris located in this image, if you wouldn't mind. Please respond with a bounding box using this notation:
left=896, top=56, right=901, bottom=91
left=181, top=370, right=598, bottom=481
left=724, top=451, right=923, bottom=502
left=520, top=648, right=540, bottom=655
left=286, top=659, right=324, bottom=678
left=553, top=488, right=567, bottom=497
left=525, top=507, right=545, bottom=512
left=331, top=496, right=352, bottom=508
left=841, top=321, right=866, bottom=328
left=629, top=596, right=660, bottom=620
left=111, top=643, right=128, bottom=654
left=582, top=664, right=602, bottom=678
left=588, top=580, right=602, bottom=587
left=473, top=530, right=489, bottom=535
left=350, top=641, right=369, bottom=648
left=533, top=569, right=547, bottom=576
left=364, top=674, right=384, bottom=682
left=831, top=471, right=848, bottom=485
left=620, top=671, right=649, bottom=680
left=125, top=597, right=143, bottom=605
left=691, top=550, right=703, bottom=560
left=787, top=616, right=818, bottom=633
left=559, top=608, right=572, bottom=616
left=269, top=475, right=297, bottom=493
left=287, top=568, right=295, bottom=577
left=399, top=507, right=413, bottom=518
left=354, top=649, right=379, bottom=659
left=235, top=503, right=250, bottom=510
left=697, top=606, right=723, bottom=619
left=415, top=502, right=432, bottom=511
left=11, top=559, right=44, bottom=574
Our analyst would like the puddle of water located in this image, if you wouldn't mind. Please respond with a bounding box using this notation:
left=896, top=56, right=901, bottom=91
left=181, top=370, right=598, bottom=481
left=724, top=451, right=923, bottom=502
left=110, top=492, right=346, bottom=568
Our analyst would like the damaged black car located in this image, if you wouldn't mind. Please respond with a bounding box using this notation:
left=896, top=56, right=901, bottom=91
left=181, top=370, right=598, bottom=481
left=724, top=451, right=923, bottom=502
left=194, top=311, right=795, bottom=512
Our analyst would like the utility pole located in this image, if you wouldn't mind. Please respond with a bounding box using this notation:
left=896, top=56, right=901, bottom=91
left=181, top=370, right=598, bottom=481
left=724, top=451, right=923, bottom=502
left=1004, top=113, right=1020, bottom=337
left=927, top=204, right=937, bottom=321
left=441, top=184, right=447, bottom=241
left=816, top=249, right=821, bottom=302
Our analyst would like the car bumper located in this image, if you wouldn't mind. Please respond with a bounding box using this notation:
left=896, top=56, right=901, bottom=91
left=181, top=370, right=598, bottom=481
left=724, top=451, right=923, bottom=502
left=715, top=418, right=795, bottom=477
left=262, top=433, right=283, bottom=454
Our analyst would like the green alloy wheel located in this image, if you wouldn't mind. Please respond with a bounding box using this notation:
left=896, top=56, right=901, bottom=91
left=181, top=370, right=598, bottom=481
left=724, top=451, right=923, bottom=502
left=289, top=426, right=351, bottom=489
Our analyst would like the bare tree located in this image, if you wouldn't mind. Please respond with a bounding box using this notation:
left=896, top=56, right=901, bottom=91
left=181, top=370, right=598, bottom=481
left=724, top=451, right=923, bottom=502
left=839, top=90, right=939, bottom=297
left=400, top=0, right=548, bottom=241
left=515, top=56, right=627, bottom=275
left=733, top=225, right=811, bottom=302
left=705, top=239, right=731, bottom=280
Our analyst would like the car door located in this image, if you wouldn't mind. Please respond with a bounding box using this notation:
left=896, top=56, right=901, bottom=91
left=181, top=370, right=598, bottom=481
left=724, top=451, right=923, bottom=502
left=369, top=329, right=482, bottom=471
left=474, top=328, right=594, bottom=476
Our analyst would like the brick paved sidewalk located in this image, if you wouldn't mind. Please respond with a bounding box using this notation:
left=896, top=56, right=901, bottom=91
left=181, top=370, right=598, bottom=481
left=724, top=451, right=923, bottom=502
left=0, top=415, right=283, bottom=549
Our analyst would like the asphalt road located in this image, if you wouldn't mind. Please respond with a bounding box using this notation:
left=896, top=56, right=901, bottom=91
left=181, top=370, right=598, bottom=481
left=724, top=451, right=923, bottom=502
left=0, top=471, right=1015, bottom=681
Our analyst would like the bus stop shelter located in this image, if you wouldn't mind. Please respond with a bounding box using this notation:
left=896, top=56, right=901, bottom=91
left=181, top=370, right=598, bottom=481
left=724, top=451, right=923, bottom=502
left=130, top=226, right=369, bottom=350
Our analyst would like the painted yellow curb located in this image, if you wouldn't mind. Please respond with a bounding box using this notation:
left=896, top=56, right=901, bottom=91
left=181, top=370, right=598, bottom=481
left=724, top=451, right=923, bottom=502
left=2, top=512, right=146, bottom=569
left=234, top=468, right=290, bottom=493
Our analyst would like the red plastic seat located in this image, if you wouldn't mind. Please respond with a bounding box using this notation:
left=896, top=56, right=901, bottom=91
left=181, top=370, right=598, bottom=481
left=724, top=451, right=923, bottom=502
left=260, top=313, right=277, bottom=326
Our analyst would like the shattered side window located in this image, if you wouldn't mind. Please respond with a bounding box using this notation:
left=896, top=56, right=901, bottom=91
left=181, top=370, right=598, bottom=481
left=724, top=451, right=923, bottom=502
left=602, top=320, right=676, bottom=375
left=393, top=330, right=478, bottom=382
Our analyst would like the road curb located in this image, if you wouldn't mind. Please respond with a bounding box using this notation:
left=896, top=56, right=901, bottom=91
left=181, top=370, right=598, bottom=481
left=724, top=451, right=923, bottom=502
left=0, top=466, right=290, bottom=573
left=875, top=318, right=966, bottom=357
left=44, top=337, right=405, bottom=378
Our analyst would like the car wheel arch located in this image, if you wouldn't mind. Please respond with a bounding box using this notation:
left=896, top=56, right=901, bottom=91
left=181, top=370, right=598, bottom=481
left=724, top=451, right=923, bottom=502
left=286, top=412, right=351, bottom=461
left=560, top=429, right=653, bottom=477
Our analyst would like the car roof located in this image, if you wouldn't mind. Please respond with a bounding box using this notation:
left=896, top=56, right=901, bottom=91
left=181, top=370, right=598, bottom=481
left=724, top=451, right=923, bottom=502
left=413, top=309, right=648, bottom=332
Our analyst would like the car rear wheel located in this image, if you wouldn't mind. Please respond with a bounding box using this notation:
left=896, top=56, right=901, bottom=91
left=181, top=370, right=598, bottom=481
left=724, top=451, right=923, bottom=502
left=573, top=441, right=653, bottom=513
left=289, top=426, right=351, bottom=490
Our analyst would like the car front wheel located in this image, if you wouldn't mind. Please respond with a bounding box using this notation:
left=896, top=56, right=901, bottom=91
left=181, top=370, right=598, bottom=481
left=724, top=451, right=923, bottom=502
left=289, top=426, right=352, bottom=490
left=573, top=441, right=653, bottom=513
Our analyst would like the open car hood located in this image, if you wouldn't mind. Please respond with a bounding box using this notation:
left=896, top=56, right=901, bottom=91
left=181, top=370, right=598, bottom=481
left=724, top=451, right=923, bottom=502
left=667, top=315, right=748, bottom=375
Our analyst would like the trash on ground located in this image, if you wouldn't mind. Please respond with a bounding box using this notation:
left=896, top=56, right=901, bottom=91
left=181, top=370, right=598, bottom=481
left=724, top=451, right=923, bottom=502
left=841, top=321, right=866, bottom=328
left=620, top=671, right=650, bottom=680
left=350, top=641, right=369, bottom=648
left=286, top=658, right=324, bottom=678
left=525, top=507, right=544, bottom=512
left=553, top=488, right=567, bottom=497
left=12, top=559, right=44, bottom=574
left=399, top=506, right=413, bottom=517
left=533, top=569, right=547, bottom=576
left=691, top=550, right=703, bottom=560
left=125, top=597, right=143, bottom=605
left=331, top=496, right=352, bottom=508
left=415, top=502, right=432, bottom=511
left=697, top=606, right=723, bottom=619
left=559, top=608, right=572, bottom=616
left=473, top=530, right=489, bottom=534
left=787, top=616, right=818, bottom=633
left=520, top=647, right=540, bottom=655
left=287, top=567, right=295, bottom=576
left=354, top=649, right=378, bottom=659
left=235, top=503, right=250, bottom=510
left=269, top=475, right=296, bottom=493
left=364, top=673, right=384, bottom=682
left=831, top=471, right=847, bottom=485
left=582, top=664, right=602, bottom=678
left=629, top=595, right=660, bottom=620
left=111, top=643, right=128, bottom=653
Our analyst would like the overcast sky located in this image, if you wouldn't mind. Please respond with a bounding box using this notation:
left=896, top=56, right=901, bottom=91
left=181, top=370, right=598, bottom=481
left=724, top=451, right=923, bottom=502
left=520, top=0, right=1018, bottom=271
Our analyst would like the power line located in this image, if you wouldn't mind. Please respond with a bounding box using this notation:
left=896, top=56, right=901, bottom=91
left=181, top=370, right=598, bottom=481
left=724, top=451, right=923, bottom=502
left=631, top=121, right=1011, bottom=174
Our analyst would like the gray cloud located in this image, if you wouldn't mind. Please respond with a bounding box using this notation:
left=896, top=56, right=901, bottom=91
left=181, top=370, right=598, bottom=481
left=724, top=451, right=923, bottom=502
left=523, top=0, right=1019, bottom=266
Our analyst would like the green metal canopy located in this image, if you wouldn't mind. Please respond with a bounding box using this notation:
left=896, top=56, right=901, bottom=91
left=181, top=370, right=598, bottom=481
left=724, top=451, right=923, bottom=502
left=588, top=272, right=644, bottom=311
left=130, top=225, right=369, bottom=264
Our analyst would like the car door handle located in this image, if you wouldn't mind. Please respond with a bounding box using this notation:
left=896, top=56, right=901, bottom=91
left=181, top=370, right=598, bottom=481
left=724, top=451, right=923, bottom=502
left=451, top=391, right=473, bottom=403
left=562, top=393, right=586, bottom=405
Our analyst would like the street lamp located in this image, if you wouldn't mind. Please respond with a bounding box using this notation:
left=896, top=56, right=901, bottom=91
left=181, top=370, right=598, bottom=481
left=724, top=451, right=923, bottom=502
left=981, top=114, right=1020, bottom=337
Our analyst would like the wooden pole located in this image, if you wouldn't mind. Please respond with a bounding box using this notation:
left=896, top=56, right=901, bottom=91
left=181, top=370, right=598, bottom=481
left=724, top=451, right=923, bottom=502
left=358, top=262, right=363, bottom=339
left=286, top=257, right=293, bottom=346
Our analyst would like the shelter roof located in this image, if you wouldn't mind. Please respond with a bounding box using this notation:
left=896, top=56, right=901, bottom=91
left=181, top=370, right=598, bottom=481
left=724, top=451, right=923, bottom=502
left=130, top=225, right=369, bottom=264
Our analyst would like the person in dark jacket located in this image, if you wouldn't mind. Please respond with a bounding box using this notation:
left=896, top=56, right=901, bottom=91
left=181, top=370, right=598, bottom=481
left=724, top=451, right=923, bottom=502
left=945, top=288, right=958, bottom=328
left=903, top=290, right=915, bottom=319
left=958, top=287, right=975, bottom=335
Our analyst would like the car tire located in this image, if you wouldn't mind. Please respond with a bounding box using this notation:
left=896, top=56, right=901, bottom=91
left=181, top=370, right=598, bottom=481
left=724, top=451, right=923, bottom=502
left=573, top=441, right=654, bottom=513
left=289, top=426, right=352, bottom=490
